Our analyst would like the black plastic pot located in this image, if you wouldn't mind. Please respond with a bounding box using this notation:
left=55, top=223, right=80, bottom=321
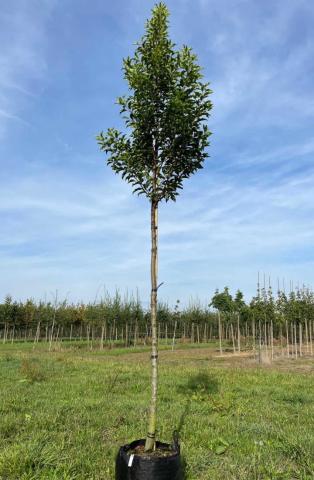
left=115, top=439, right=183, bottom=480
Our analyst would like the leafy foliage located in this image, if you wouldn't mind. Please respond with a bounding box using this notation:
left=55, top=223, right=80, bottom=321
left=97, top=3, right=212, bottom=202
left=1, top=285, right=314, bottom=333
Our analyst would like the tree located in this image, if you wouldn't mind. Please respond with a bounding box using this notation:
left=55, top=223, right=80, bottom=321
left=210, top=287, right=234, bottom=316
left=97, top=3, right=212, bottom=451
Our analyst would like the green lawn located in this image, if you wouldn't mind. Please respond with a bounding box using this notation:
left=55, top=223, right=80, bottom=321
left=0, top=342, right=313, bottom=479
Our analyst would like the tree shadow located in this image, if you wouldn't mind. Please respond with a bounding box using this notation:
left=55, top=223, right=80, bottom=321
left=174, top=373, right=220, bottom=479
left=177, top=371, right=219, bottom=395
left=180, top=455, right=188, bottom=479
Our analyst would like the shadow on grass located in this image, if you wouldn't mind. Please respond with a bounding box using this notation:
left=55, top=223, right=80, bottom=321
left=180, top=455, right=188, bottom=479
left=177, top=372, right=219, bottom=395
left=175, top=372, right=220, bottom=479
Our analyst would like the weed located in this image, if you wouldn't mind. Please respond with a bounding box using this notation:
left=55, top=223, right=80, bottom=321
left=20, top=358, right=45, bottom=383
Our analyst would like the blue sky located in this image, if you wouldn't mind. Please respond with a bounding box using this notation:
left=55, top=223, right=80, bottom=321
left=1, top=0, right=314, bottom=308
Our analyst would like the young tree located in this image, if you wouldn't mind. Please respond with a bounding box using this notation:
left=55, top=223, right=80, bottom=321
left=97, top=3, right=212, bottom=451
left=210, top=287, right=234, bottom=316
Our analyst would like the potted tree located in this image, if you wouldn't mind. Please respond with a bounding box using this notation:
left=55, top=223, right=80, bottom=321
left=97, top=3, right=212, bottom=478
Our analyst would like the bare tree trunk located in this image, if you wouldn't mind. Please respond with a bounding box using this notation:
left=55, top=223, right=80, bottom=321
left=49, top=315, right=56, bottom=352
left=3, top=323, right=7, bottom=344
left=87, top=324, right=90, bottom=349
left=290, top=322, right=294, bottom=358
left=230, top=322, right=236, bottom=354
left=258, top=318, right=262, bottom=364
left=218, top=312, right=222, bottom=355
left=252, top=315, right=256, bottom=354
left=294, top=323, right=298, bottom=359
left=286, top=320, right=289, bottom=357
left=112, top=319, right=116, bottom=347
left=11, top=326, right=15, bottom=344
left=145, top=200, right=158, bottom=452
left=279, top=324, right=283, bottom=357
left=55, top=325, right=60, bottom=343
left=134, top=322, right=138, bottom=347
left=237, top=313, right=241, bottom=353
left=125, top=323, right=128, bottom=347
left=305, top=319, right=309, bottom=355
left=270, top=320, right=274, bottom=361
left=172, top=320, right=177, bottom=351
left=33, top=322, right=41, bottom=350
left=203, top=323, right=207, bottom=343
left=264, top=322, right=268, bottom=358
left=100, top=322, right=105, bottom=350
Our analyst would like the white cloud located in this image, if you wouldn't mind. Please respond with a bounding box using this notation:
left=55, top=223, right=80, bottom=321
left=0, top=1, right=55, bottom=137
left=1, top=0, right=314, bottom=305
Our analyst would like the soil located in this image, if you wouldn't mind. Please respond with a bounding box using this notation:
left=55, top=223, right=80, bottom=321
left=127, top=444, right=176, bottom=458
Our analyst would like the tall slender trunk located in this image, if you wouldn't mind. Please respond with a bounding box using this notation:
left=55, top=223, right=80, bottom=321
left=230, top=322, right=236, bottom=354
left=145, top=200, right=158, bottom=451
left=286, top=320, right=289, bottom=357
left=218, top=312, right=222, bottom=355
left=172, top=320, right=177, bottom=351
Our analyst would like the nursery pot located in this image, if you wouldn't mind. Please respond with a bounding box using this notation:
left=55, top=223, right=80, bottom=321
left=115, top=439, right=183, bottom=480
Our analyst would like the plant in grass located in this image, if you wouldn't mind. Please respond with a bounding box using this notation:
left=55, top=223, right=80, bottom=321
left=97, top=2, right=212, bottom=451
left=20, top=358, right=45, bottom=383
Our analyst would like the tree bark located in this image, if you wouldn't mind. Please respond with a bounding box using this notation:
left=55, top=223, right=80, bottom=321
left=145, top=200, right=158, bottom=451
left=218, top=312, right=222, bottom=355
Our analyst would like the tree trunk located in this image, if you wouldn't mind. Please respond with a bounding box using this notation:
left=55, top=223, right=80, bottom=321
left=145, top=200, right=158, bottom=452
left=172, top=320, right=177, bottom=351
left=286, top=320, right=289, bottom=357
left=230, top=322, right=236, bottom=354
left=218, top=312, right=222, bottom=355
left=100, top=322, right=105, bottom=350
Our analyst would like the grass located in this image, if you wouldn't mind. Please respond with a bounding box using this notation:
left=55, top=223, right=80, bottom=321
left=0, top=342, right=313, bottom=479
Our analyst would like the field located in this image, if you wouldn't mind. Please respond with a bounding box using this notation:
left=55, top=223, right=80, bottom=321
left=0, top=342, right=313, bottom=480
